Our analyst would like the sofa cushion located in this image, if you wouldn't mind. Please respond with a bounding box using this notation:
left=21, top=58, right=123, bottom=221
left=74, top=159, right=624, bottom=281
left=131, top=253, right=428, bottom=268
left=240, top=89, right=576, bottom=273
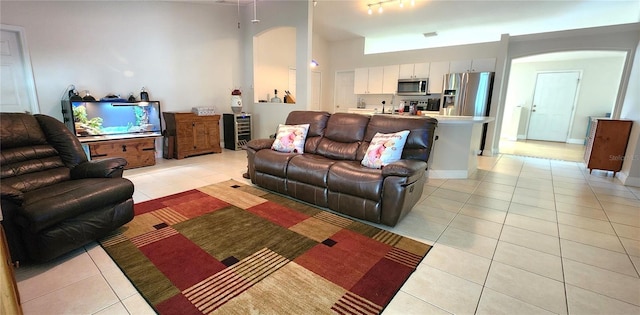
left=327, top=161, right=383, bottom=201
left=361, top=130, right=409, bottom=169
left=254, top=149, right=297, bottom=177
left=288, top=154, right=336, bottom=187
left=285, top=111, right=330, bottom=154
left=271, top=124, right=309, bottom=153
left=316, top=113, right=370, bottom=160
left=20, top=177, right=134, bottom=233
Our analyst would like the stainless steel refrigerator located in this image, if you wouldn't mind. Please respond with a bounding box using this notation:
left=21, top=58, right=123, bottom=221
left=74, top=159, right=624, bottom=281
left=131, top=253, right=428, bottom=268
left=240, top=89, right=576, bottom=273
left=440, top=71, right=495, bottom=154
left=440, top=72, right=494, bottom=116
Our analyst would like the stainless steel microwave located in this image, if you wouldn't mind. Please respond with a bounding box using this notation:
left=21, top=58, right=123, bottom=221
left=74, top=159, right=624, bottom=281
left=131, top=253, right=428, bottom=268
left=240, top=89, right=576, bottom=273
left=397, top=78, right=428, bottom=96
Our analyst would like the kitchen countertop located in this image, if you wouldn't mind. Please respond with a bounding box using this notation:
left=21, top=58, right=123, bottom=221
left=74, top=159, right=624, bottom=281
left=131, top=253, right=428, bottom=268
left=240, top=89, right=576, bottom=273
left=372, top=113, right=494, bottom=124
left=347, top=108, right=494, bottom=124
left=421, top=114, right=495, bottom=124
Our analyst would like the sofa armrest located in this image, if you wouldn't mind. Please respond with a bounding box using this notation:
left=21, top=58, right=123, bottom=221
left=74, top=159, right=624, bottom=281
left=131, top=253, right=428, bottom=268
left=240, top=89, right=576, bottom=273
left=382, top=160, right=427, bottom=178
left=71, top=158, right=128, bottom=179
left=246, top=138, right=275, bottom=151
left=1, top=184, right=23, bottom=205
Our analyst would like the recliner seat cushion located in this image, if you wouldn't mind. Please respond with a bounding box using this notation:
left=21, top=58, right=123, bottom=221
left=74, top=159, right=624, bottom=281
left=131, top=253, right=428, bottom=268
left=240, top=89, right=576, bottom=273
left=20, top=178, right=134, bottom=233
left=287, top=154, right=335, bottom=187
left=327, top=161, right=383, bottom=200
left=254, top=150, right=297, bottom=177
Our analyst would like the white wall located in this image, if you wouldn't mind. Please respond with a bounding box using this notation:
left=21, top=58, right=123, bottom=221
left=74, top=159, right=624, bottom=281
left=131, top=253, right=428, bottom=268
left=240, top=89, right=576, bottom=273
left=312, top=32, right=331, bottom=113
left=496, top=24, right=640, bottom=186
left=619, top=36, right=640, bottom=186
left=253, top=27, right=296, bottom=103
left=506, top=56, right=625, bottom=142
left=241, top=0, right=312, bottom=139
left=1, top=1, right=243, bottom=120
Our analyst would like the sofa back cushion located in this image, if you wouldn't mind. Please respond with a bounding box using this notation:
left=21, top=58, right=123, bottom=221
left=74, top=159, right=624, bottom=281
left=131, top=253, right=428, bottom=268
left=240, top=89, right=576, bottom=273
left=316, top=113, right=370, bottom=160
left=356, top=115, right=438, bottom=163
left=285, top=111, right=330, bottom=154
left=1, top=113, right=71, bottom=193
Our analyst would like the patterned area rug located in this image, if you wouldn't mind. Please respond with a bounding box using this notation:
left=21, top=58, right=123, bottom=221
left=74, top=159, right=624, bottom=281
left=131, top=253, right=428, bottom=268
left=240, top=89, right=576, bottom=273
left=100, top=179, right=432, bottom=314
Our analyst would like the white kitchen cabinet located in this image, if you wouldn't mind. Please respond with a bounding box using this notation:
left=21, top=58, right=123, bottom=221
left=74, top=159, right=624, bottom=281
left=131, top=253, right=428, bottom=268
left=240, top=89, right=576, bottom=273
left=354, top=68, right=369, bottom=94
left=368, top=66, right=384, bottom=94
left=353, top=66, right=386, bottom=94
left=449, top=58, right=496, bottom=72
left=471, top=58, right=496, bottom=72
left=428, top=61, right=449, bottom=94
left=382, top=65, right=399, bottom=94
left=399, top=64, right=414, bottom=79
left=413, top=63, right=430, bottom=78
left=449, top=60, right=473, bottom=73
left=398, top=62, right=430, bottom=79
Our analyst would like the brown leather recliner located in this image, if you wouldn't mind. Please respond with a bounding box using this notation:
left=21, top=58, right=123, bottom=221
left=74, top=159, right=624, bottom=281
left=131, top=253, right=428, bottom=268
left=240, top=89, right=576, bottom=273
left=245, top=111, right=437, bottom=226
left=1, top=113, right=134, bottom=263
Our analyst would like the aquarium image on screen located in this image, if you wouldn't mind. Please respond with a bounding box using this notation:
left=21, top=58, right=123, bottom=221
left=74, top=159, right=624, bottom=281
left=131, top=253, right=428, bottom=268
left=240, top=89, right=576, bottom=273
left=69, top=101, right=161, bottom=137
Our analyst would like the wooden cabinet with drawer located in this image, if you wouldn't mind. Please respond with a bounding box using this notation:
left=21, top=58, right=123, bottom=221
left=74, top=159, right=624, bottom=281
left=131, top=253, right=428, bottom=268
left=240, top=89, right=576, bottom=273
left=163, top=112, right=222, bottom=159
left=584, top=118, right=633, bottom=176
left=88, top=137, right=157, bottom=169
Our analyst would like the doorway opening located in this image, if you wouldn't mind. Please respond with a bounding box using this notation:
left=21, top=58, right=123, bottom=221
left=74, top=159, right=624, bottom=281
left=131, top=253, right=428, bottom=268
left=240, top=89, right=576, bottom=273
left=499, top=50, right=627, bottom=162
left=0, top=24, right=39, bottom=114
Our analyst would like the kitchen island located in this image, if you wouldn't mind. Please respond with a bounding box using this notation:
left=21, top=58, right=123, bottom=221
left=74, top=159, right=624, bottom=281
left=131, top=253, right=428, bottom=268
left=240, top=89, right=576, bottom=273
left=361, top=111, right=494, bottom=179
left=424, top=114, right=495, bottom=179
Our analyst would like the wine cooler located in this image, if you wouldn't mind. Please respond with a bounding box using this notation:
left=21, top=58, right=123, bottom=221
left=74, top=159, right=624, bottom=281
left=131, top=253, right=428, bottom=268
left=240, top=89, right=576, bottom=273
left=223, top=113, right=252, bottom=150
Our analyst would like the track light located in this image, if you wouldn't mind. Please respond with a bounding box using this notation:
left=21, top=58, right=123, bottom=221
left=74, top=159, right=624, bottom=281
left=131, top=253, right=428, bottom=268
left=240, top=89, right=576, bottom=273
left=366, top=0, right=415, bottom=15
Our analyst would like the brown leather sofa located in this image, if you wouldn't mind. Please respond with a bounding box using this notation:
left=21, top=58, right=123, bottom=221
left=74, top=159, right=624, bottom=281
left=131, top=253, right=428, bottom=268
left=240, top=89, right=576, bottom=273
left=245, top=111, right=437, bottom=226
left=1, top=113, right=134, bottom=263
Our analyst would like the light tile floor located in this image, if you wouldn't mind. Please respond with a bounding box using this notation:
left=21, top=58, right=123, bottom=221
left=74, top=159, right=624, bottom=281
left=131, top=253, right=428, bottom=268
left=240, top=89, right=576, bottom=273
left=499, top=139, right=586, bottom=162
left=15, top=149, right=640, bottom=314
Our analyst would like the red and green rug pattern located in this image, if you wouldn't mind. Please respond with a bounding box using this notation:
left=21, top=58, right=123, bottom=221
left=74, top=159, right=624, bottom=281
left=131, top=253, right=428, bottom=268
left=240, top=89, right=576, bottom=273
left=100, top=180, right=432, bottom=314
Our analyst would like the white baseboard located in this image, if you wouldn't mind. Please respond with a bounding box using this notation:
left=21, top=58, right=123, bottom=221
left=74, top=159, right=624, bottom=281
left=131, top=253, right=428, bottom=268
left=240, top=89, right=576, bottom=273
left=618, top=172, right=640, bottom=187
left=427, top=169, right=469, bottom=179
left=517, top=135, right=526, bottom=140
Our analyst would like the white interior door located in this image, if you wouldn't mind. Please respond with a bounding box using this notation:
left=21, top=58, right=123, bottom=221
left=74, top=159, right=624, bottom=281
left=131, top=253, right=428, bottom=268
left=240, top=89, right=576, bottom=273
left=334, top=70, right=355, bottom=113
left=1, top=25, right=39, bottom=113
left=527, top=71, right=580, bottom=142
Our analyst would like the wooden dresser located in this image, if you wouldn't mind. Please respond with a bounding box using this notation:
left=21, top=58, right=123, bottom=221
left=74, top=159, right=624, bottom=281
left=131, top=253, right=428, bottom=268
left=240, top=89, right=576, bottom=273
left=163, top=112, right=222, bottom=159
left=87, top=137, right=157, bottom=169
left=584, top=118, right=633, bottom=175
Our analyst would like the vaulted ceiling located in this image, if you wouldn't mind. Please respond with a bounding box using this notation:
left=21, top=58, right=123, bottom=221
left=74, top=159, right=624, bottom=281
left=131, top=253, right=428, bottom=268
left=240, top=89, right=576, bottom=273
left=209, top=0, right=639, bottom=54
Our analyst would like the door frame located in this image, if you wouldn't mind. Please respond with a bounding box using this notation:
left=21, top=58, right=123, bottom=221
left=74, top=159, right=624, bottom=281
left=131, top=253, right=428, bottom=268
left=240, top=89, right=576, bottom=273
left=1, top=24, right=39, bottom=114
left=333, top=70, right=355, bottom=113
left=522, top=70, right=582, bottom=143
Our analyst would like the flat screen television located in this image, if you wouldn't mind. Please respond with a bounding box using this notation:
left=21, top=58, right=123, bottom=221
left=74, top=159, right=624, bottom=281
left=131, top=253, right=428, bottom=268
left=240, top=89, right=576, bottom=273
left=61, top=100, right=162, bottom=141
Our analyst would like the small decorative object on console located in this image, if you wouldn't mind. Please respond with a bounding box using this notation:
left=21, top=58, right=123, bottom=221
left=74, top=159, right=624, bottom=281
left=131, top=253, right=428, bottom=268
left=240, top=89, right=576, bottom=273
left=82, top=90, right=96, bottom=101
left=192, top=107, right=216, bottom=116
left=230, top=89, right=243, bottom=113
left=140, top=87, right=149, bottom=101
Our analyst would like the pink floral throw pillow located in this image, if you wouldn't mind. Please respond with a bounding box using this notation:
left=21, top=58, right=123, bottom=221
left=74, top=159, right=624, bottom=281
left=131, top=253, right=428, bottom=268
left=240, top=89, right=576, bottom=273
left=271, top=124, right=310, bottom=153
left=361, top=130, right=410, bottom=169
